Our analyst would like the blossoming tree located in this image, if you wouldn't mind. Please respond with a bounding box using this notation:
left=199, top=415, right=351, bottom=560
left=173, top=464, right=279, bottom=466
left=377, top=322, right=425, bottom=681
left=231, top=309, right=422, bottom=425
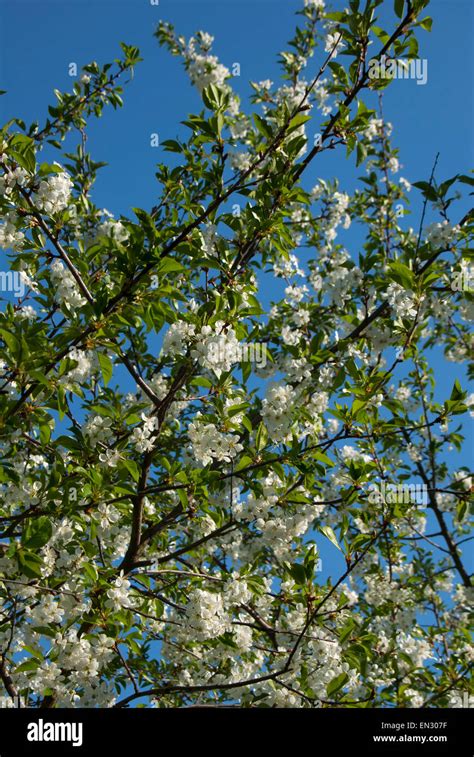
left=0, top=0, right=472, bottom=709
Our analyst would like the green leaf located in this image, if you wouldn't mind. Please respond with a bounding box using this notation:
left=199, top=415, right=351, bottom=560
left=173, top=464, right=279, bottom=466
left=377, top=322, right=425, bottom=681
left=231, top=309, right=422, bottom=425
left=450, top=379, right=465, bottom=401
left=9, top=134, right=36, bottom=174
left=202, top=83, right=227, bottom=111
left=456, top=499, right=468, bottom=523
left=287, top=113, right=311, bottom=135
left=234, top=454, right=253, bottom=472
left=31, top=626, right=57, bottom=638
left=318, top=525, right=342, bottom=552
left=255, top=422, right=268, bottom=452
left=388, top=260, right=414, bottom=290
left=98, top=353, right=113, bottom=387
left=190, top=377, right=213, bottom=389
left=161, top=139, right=182, bottom=153
left=288, top=562, right=307, bottom=586
left=39, top=423, right=52, bottom=446
left=57, top=386, right=68, bottom=421
left=177, top=488, right=188, bottom=508
left=418, top=16, right=432, bottom=31
left=339, top=618, right=356, bottom=644
left=253, top=114, right=272, bottom=140
left=412, top=180, right=438, bottom=202
left=16, top=549, right=43, bottom=578
left=356, top=141, right=367, bottom=167
left=23, top=516, right=53, bottom=550
left=83, top=563, right=99, bottom=583
left=241, top=415, right=252, bottom=434
left=394, top=0, right=404, bottom=18
left=14, top=659, right=41, bottom=673
left=327, top=672, right=349, bottom=697
left=121, top=458, right=140, bottom=482
left=313, top=450, right=334, bottom=467
left=158, top=257, right=185, bottom=273
left=458, top=174, right=474, bottom=187
left=0, top=328, right=20, bottom=356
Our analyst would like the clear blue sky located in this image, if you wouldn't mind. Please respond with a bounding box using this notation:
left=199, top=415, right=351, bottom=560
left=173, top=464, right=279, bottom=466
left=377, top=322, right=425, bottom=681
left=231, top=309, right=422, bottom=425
left=0, top=0, right=472, bottom=580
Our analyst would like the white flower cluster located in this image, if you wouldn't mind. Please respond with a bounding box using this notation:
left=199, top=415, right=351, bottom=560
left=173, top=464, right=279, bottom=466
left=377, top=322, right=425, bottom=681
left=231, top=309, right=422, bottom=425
left=263, top=604, right=357, bottom=702
left=275, top=79, right=309, bottom=114
left=445, top=340, right=471, bottom=364
left=0, top=166, right=29, bottom=197
left=363, top=117, right=385, bottom=141
left=233, top=471, right=280, bottom=522
left=281, top=325, right=303, bottom=345
left=395, top=385, right=411, bottom=402
left=273, top=253, right=305, bottom=278
left=453, top=585, right=474, bottom=623
left=425, top=221, right=458, bottom=250
left=188, top=416, right=243, bottom=466
left=323, top=191, right=351, bottom=240
left=261, top=382, right=296, bottom=441
left=106, top=574, right=135, bottom=612
left=309, top=390, right=329, bottom=414
left=229, top=110, right=250, bottom=141
left=131, top=413, right=159, bottom=453
left=399, top=176, right=411, bottom=192
left=93, top=502, right=121, bottom=532
left=97, top=214, right=129, bottom=243
left=148, top=373, right=169, bottom=401
left=191, top=322, right=241, bottom=377
left=16, top=305, right=37, bottom=321
left=14, top=625, right=117, bottom=707
left=60, top=347, right=96, bottom=388
left=35, top=171, right=73, bottom=214
left=184, top=589, right=229, bottom=640
left=89, top=504, right=130, bottom=560
left=54, top=629, right=114, bottom=678
left=340, top=445, right=372, bottom=464
left=50, top=259, right=87, bottom=308
left=407, top=444, right=422, bottom=462
left=0, top=211, right=25, bottom=250
left=324, top=31, right=344, bottom=59
left=200, top=223, right=219, bottom=256
left=257, top=510, right=314, bottom=559
left=162, top=320, right=196, bottom=357
left=313, top=248, right=362, bottom=303
left=387, top=156, right=399, bottom=174
left=312, top=78, right=331, bottom=115
left=229, top=150, right=252, bottom=172
left=385, top=282, right=420, bottom=320
left=452, top=470, right=472, bottom=491
left=186, top=34, right=230, bottom=92
left=364, top=573, right=415, bottom=622
left=25, top=594, right=64, bottom=625
left=82, top=415, right=114, bottom=446
left=395, top=631, right=432, bottom=669
left=222, top=575, right=252, bottom=606
left=284, top=284, right=308, bottom=306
